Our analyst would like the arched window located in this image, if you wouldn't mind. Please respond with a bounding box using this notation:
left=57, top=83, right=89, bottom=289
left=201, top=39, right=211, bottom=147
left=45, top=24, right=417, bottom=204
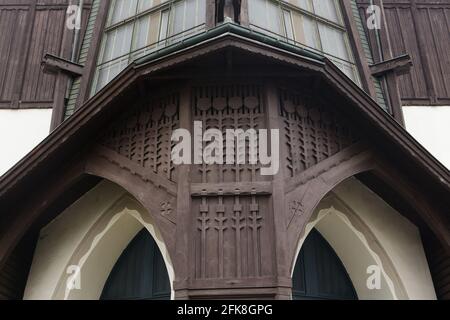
left=248, top=0, right=359, bottom=83
left=101, top=229, right=171, bottom=300
left=292, top=229, right=357, bottom=300
left=92, top=0, right=206, bottom=93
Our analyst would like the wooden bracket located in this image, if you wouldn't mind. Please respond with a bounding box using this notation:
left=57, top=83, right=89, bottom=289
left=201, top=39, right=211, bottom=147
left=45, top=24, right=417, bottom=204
left=370, top=54, right=412, bottom=77
left=41, top=53, right=83, bottom=77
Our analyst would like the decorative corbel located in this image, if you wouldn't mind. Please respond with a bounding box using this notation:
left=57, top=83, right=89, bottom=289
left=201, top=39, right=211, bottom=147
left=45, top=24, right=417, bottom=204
left=370, top=54, right=413, bottom=77
left=41, top=53, right=84, bottom=77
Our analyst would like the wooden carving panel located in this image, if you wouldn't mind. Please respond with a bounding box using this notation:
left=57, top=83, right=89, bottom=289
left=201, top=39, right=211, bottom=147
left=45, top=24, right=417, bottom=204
left=280, top=89, right=357, bottom=178
left=101, top=93, right=180, bottom=183
left=192, top=84, right=268, bottom=183
left=193, top=194, right=274, bottom=280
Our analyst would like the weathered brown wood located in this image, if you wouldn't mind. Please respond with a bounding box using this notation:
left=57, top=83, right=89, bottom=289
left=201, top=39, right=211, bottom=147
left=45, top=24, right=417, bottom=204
left=0, top=1, right=93, bottom=110
left=0, top=158, right=87, bottom=272
left=264, top=82, right=293, bottom=299
left=0, top=25, right=448, bottom=300
left=191, top=182, right=272, bottom=197
left=370, top=54, right=413, bottom=77
left=357, top=0, right=450, bottom=106
left=42, top=54, right=84, bottom=77
left=173, top=84, right=193, bottom=299
left=10, top=0, right=37, bottom=109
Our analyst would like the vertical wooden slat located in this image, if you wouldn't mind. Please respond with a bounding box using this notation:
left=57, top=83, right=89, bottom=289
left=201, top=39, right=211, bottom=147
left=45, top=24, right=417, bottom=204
left=10, top=0, right=37, bottom=108
left=0, top=0, right=92, bottom=110
left=357, top=0, right=450, bottom=106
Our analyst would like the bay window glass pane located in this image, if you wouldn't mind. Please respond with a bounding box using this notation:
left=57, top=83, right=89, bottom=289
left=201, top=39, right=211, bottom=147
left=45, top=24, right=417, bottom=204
left=312, top=0, right=340, bottom=23
left=249, top=0, right=266, bottom=28
left=247, top=0, right=358, bottom=85
left=318, top=24, right=349, bottom=61
left=266, top=1, right=283, bottom=35
left=138, top=0, right=170, bottom=12
left=172, top=1, right=185, bottom=35
left=110, top=0, right=138, bottom=25
left=138, top=0, right=154, bottom=12
left=93, top=0, right=207, bottom=95
left=302, top=15, right=320, bottom=50
left=159, top=10, right=169, bottom=41
left=327, top=56, right=357, bottom=82
left=131, top=12, right=161, bottom=59
left=185, top=0, right=196, bottom=30
left=197, top=0, right=206, bottom=25
left=249, top=0, right=283, bottom=36
left=96, top=58, right=128, bottom=92
left=170, top=0, right=205, bottom=38
left=133, top=15, right=151, bottom=51
left=293, top=0, right=310, bottom=11
left=102, top=24, right=133, bottom=62
left=283, top=10, right=294, bottom=41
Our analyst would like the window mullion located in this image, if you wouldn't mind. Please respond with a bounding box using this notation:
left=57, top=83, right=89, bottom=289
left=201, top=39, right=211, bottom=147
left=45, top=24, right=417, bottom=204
left=129, top=6, right=140, bottom=62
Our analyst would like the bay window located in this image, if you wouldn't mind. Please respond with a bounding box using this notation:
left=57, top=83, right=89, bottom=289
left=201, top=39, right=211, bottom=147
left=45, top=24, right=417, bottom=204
left=92, top=0, right=206, bottom=94
left=248, top=0, right=360, bottom=83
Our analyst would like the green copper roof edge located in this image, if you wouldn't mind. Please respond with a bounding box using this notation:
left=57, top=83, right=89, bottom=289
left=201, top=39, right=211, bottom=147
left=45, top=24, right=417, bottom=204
left=134, top=22, right=326, bottom=66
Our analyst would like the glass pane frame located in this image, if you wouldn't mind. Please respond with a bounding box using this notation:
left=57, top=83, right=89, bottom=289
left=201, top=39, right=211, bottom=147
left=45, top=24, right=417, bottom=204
left=91, top=0, right=206, bottom=95
left=248, top=0, right=360, bottom=85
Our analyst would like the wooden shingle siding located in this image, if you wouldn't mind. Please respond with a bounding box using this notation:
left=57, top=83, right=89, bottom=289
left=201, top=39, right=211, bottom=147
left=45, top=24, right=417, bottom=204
left=0, top=0, right=92, bottom=110
left=0, top=6, right=30, bottom=106
left=357, top=0, right=450, bottom=106
left=350, top=0, right=389, bottom=111
left=65, top=0, right=100, bottom=119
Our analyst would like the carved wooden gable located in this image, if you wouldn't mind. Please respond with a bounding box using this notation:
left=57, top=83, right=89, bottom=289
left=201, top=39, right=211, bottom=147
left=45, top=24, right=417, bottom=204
left=192, top=84, right=266, bottom=183
left=279, top=88, right=357, bottom=179
left=100, top=92, right=180, bottom=184
left=190, top=84, right=274, bottom=282
left=92, top=82, right=363, bottom=289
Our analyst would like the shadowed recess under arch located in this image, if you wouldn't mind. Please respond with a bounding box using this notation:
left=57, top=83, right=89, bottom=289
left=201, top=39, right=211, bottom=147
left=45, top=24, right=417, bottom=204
left=101, top=228, right=170, bottom=300
left=293, top=229, right=357, bottom=300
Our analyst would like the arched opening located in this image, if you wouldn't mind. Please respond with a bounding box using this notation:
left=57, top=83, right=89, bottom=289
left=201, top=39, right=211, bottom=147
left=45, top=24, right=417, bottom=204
left=101, top=229, right=171, bottom=300
left=291, top=177, right=437, bottom=300
left=292, top=228, right=357, bottom=300
left=23, top=180, right=175, bottom=300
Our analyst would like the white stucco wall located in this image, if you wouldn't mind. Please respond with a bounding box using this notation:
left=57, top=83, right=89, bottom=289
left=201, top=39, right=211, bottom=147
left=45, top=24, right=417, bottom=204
left=26, top=178, right=437, bottom=300
left=24, top=181, right=127, bottom=299
left=403, top=106, right=450, bottom=169
left=0, top=109, right=52, bottom=176
left=23, top=180, right=175, bottom=300
left=293, top=178, right=436, bottom=300
left=334, top=178, right=436, bottom=299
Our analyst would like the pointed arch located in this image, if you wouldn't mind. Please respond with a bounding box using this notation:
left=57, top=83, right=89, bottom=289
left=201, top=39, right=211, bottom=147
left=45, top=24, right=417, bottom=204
left=56, top=193, right=174, bottom=300
left=292, top=193, right=403, bottom=299
left=23, top=181, right=175, bottom=300
left=290, top=178, right=437, bottom=300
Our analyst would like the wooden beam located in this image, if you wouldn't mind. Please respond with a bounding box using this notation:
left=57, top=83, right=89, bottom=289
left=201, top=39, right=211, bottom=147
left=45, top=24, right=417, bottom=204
left=41, top=54, right=84, bottom=77
left=370, top=54, right=412, bottom=77
left=373, top=0, right=405, bottom=124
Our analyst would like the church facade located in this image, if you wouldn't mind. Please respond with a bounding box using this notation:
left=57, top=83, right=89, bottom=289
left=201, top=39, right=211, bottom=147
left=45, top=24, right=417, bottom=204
left=0, top=0, right=449, bottom=300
